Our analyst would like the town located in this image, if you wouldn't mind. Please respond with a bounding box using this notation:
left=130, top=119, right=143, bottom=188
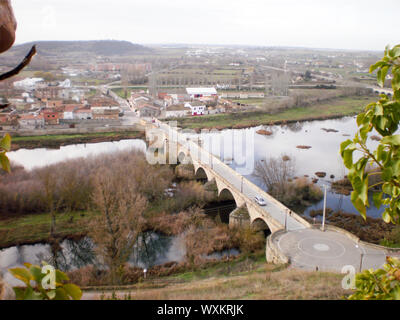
left=0, top=43, right=383, bottom=133
left=0, top=0, right=399, bottom=305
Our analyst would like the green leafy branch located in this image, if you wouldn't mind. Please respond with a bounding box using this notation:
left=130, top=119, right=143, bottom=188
left=9, top=262, right=82, bottom=300
left=348, top=256, right=400, bottom=300
left=340, top=44, right=400, bottom=224
left=0, top=133, right=11, bottom=173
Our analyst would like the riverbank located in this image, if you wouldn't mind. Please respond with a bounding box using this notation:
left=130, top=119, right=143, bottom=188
left=171, top=96, right=375, bottom=130
left=0, top=211, right=94, bottom=249
left=83, top=256, right=350, bottom=300
left=9, top=131, right=145, bottom=151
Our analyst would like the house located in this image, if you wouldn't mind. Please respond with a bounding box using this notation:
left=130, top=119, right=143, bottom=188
left=186, top=87, right=217, bottom=99
left=63, top=104, right=80, bottom=120
left=129, top=94, right=150, bottom=109
left=162, top=104, right=188, bottom=118
left=0, top=112, right=18, bottom=126
left=74, top=108, right=92, bottom=120
left=163, top=95, right=174, bottom=107
left=88, top=95, right=117, bottom=107
left=137, top=104, right=160, bottom=118
left=168, top=94, right=188, bottom=104
left=18, top=114, right=44, bottom=128
left=34, top=87, right=63, bottom=100
left=185, top=102, right=206, bottom=116
left=91, top=106, right=120, bottom=120
left=46, top=100, right=63, bottom=108
left=43, top=109, right=60, bottom=125
left=158, top=92, right=168, bottom=100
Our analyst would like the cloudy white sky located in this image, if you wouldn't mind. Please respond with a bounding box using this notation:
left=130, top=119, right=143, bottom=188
left=11, top=0, right=400, bottom=51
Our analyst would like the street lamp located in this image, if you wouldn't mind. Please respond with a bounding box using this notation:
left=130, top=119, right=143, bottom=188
left=359, top=253, right=364, bottom=273
left=285, top=209, right=288, bottom=231
left=321, top=185, right=328, bottom=232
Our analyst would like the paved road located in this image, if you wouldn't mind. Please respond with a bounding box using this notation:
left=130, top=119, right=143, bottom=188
left=274, top=229, right=387, bottom=272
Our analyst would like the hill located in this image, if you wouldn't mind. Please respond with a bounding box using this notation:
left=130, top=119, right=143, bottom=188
left=6, top=40, right=152, bottom=57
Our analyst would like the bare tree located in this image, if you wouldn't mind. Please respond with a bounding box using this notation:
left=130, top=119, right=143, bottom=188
left=35, top=167, right=63, bottom=237
left=254, top=156, right=295, bottom=197
left=88, top=166, right=147, bottom=285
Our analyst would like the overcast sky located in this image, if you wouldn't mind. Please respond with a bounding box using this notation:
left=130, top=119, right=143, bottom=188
left=11, top=0, right=400, bottom=51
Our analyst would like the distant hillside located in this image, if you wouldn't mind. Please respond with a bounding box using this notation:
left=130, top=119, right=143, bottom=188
left=8, top=40, right=152, bottom=57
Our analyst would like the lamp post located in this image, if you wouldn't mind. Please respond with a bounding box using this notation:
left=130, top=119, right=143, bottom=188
left=285, top=210, right=288, bottom=232
left=321, top=185, right=328, bottom=232
left=359, top=253, right=364, bottom=273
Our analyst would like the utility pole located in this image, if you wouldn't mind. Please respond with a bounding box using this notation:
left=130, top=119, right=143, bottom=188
left=359, top=253, right=364, bottom=272
left=321, top=185, right=328, bottom=232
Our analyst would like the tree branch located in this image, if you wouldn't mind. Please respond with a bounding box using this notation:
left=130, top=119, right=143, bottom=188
left=0, top=45, right=37, bottom=82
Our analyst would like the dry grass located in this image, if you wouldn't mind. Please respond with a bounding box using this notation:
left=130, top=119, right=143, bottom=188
left=85, top=266, right=349, bottom=300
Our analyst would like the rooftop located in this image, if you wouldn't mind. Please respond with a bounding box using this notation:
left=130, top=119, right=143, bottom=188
left=186, top=87, right=217, bottom=95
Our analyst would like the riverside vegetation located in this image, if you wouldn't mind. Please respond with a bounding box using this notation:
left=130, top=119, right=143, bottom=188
left=9, top=130, right=145, bottom=151
left=171, top=93, right=376, bottom=131
left=0, top=150, right=266, bottom=287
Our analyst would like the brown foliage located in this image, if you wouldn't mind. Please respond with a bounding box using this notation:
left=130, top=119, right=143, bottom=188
left=147, top=208, right=206, bottom=236
left=0, top=150, right=173, bottom=218
left=326, top=211, right=394, bottom=244
left=88, top=165, right=147, bottom=285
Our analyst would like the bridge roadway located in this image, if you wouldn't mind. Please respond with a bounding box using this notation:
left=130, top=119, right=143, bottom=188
left=157, top=121, right=307, bottom=230
left=151, top=121, right=389, bottom=272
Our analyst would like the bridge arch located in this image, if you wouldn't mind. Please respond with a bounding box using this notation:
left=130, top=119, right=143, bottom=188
left=195, top=167, right=211, bottom=181
left=251, top=218, right=272, bottom=237
left=220, top=187, right=240, bottom=207
left=178, top=151, right=192, bottom=165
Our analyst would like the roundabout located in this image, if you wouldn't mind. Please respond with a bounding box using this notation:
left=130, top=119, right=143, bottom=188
left=275, top=228, right=387, bottom=272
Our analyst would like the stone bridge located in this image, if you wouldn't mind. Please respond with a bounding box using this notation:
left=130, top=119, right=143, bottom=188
left=143, top=119, right=392, bottom=272
left=146, top=120, right=310, bottom=235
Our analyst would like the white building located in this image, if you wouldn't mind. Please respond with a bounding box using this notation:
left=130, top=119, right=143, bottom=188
left=74, top=109, right=93, bottom=120
left=13, top=78, right=44, bottom=91
left=185, top=102, right=206, bottom=116
left=186, top=87, right=217, bottom=99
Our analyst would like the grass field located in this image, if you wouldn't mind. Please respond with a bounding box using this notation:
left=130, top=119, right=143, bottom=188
left=173, top=96, right=375, bottom=130
left=0, top=211, right=96, bottom=249
left=11, top=131, right=144, bottom=150
left=231, top=98, right=266, bottom=105
left=89, top=256, right=350, bottom=300
left=12, top=131, right=140, bottom=142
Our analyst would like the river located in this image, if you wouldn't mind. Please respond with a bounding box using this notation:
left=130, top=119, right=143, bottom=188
left=7, top=117, right=384, bottom=218
left=1, top=116, right=385, bottom=281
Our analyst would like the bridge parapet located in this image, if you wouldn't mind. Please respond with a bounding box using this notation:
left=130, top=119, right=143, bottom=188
left=149, top=121, right=310, bottom=232
left=183, top=138, right=310, bottom=230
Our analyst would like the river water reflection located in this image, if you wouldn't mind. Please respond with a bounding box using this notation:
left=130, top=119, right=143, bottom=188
left=7, top=118, right=385, bottom=219
left=2, top=117, right=387, bottom=284
left=197, top=116, right=385, bottom=219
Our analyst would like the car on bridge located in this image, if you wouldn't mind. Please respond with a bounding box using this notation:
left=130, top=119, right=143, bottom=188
left=255, top=196, right=267, bottom=206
